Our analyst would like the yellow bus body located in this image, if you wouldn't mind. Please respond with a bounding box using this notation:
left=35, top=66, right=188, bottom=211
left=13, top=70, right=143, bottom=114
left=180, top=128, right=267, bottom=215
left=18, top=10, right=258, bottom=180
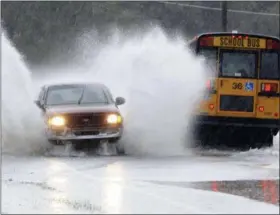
left=189, top=32, right=279, bottom=146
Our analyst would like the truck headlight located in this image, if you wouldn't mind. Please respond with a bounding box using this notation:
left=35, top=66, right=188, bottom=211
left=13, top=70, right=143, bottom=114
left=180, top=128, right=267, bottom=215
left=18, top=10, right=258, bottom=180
left=107, top=114, right=122, bottom=124
left=48, top=116, right=66, bottom=127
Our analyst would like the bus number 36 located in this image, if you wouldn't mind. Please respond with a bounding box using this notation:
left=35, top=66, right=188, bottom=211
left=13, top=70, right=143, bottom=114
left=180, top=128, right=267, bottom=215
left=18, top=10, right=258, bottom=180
left=232, top=82, right=243, bottom=89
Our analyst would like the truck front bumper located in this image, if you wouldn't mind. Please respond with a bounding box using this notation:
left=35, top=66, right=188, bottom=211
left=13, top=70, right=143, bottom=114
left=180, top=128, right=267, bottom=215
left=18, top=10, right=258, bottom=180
left=46, top=127, right=123, bottom=141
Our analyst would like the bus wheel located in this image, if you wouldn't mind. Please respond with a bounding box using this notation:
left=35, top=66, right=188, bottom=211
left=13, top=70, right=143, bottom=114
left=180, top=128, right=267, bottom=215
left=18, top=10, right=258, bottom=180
left=192, top=124, right=211, bottom=149
left=271, top=128, right=279, bottom=136
left=201, top=125, right=221, bottom=149
left=213, top=126, right=244, bottom=150
left=254, top=128, right=273, bottom=149
left=233, top=128, right=253, bottom=151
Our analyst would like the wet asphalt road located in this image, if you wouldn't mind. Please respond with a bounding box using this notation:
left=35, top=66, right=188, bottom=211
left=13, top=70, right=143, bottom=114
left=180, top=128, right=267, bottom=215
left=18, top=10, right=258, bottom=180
left=150, top=179, right=279, bottom=206
left=3, top=152, right=279, bottom=213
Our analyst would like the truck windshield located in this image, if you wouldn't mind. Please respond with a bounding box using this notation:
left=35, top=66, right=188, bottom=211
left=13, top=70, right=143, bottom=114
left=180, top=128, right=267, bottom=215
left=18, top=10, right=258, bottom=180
left=46, top=85, right=108, bottom=106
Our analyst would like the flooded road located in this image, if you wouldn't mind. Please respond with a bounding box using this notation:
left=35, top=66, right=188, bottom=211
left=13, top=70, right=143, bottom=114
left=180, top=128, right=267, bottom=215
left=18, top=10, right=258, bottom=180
left=2, top=154, right=279, bottom=214
left=150, top=179, right=279, bottom=206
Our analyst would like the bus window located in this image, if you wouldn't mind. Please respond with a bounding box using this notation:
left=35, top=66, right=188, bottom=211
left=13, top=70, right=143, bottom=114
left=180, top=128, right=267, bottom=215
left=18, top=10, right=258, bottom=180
left=199, top=48, right=216, bottom=59
left=220, top=51, right=256, bottom=78
left=199, top=48, right=217, bottom=75
left=260, top=52, right=279, bottom=79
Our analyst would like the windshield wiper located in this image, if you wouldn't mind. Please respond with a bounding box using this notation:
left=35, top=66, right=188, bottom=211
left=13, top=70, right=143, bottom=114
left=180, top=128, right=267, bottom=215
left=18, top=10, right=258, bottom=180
left=77, top=87, right=85, bottom=105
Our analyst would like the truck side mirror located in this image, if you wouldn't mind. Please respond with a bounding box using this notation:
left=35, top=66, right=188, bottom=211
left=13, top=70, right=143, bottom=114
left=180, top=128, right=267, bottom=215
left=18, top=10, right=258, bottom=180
left=115, top=97, right=125, bottom=106
left=34, top=100, right=45, bottom=111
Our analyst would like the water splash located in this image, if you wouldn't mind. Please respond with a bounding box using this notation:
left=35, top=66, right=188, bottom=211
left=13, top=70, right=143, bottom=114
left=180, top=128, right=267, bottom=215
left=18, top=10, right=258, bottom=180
left=4, top=25, right=278, bottom=159
left=1, top=30, right=46, bottom=155
left=32, top=27, right=208, bottom=156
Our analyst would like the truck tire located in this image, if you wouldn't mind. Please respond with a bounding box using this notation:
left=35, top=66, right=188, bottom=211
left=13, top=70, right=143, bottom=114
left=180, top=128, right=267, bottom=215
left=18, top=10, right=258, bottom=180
left=116, top=142, right=126, bottom=155
left=48, top=139, right=59, bottom=145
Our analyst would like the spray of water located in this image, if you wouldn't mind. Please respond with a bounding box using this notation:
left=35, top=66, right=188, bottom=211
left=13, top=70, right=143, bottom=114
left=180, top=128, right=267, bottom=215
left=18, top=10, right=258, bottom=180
left=32, top=27, right=208, bottom=156
left=1, top=31, right=46, bottom=155
left=6, top=25, right=278, bottom=158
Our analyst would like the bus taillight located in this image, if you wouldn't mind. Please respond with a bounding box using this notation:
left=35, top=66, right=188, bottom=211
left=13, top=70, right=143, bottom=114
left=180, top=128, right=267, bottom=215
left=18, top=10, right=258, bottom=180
left=199, top=37, right=214, bottom=46
left=206, top=79, right=215, bottom=91
left=258, top=106, right=264, bottom=112
left=206, top=80, right=211, bottom=89
left=266, top=40, right=280, bottom=49
left=261, top=83, right=278, bottom=92
left=209, top=104, right=215, bottom=110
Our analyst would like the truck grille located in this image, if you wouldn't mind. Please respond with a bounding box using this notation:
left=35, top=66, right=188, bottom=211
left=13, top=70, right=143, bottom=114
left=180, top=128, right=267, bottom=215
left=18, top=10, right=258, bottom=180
left=219, top=95, right=254, bottom=112
left=66, top=113, right=107, bottom=128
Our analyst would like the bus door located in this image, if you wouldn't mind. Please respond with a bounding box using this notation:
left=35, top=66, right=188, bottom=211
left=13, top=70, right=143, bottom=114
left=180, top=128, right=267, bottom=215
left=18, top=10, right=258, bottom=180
left=216, top=49, right=258, bottom=118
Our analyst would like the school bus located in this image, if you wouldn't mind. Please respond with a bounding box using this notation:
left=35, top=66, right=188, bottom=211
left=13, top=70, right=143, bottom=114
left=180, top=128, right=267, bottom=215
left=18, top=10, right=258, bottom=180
left=188, top=32, right=280, bottom=149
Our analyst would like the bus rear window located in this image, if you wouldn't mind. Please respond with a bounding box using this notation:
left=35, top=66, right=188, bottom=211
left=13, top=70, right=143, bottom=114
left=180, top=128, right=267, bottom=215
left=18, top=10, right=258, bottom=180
left=220, top=51, right=256, bottom=78
left=260, top=52, right=279, bottom=79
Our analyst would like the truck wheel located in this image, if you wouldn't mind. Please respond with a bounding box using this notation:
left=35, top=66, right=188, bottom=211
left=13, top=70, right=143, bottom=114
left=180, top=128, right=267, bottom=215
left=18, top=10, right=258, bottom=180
left=48, top=140, right=57, bottom=145
left=108, top=138, right=125, bottom=155
left=115, top=142, right=126, bottom=155
left=73, top=141, right=83, bottom=150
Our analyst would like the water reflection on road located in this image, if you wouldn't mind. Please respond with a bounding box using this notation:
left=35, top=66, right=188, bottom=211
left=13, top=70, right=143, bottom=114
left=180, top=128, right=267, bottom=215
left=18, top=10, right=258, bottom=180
left=150, top=179, right=279, bottom=205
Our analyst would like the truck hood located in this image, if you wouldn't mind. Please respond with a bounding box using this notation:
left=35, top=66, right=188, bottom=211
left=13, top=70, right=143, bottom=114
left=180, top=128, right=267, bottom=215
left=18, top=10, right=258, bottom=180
left=46, top=104, right=120, bottom=115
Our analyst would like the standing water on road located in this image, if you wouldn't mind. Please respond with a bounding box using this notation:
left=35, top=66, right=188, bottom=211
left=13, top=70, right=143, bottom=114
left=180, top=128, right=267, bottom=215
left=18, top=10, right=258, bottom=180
left=1, top=31, right=46, bottom=155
